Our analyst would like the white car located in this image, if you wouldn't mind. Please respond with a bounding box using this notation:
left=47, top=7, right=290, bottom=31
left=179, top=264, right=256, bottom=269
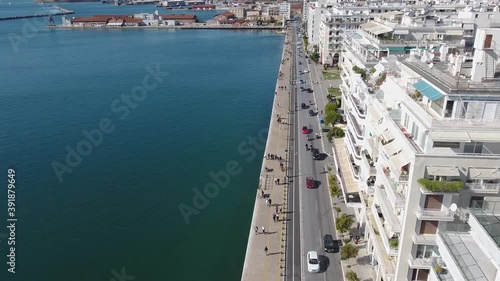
left=303, top=69, right=310, bottom=73
left=307, top=251, right=320, bottom=273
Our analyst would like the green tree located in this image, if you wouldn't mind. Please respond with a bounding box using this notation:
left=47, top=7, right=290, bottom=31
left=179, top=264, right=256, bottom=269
left=345, top=271, right=360, bottom=281
left=326, top=93, right=334, bottom=101
left=310, top=52, right=320, bottom=63
left=336, top=213, right=354, bottom=234
left=341, top=243, right=359, bottom=260
left=324, top=102, right=337, bottom=114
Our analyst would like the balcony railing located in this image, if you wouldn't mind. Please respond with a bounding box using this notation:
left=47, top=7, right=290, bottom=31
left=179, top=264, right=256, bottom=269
left=417, top=206, right=455, bottom=221
left=466, top=182, right=500, bottom=193
left=380, top=166, right=405, bottom=208
left=347, top=112, right=363, bottom=140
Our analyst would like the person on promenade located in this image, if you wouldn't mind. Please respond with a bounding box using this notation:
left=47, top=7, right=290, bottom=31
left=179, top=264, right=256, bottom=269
left=264, top=246, right=268, bottom=256
left=275, top=205, right=279, bottom=214
left=272, top=213, right=276, bottom=222
left=269, top=198, right=272, bottom=206
left=262, top=226, right=266, bottom=234
left=254, top=226, right=258, bottom=234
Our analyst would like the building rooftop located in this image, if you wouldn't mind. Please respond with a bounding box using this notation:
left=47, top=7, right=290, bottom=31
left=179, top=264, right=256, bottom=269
left=402, top=58, right=500, bottom=94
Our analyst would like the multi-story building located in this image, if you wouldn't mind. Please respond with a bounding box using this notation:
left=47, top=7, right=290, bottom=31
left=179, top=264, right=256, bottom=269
left=279, top=2, right=291, bottom=20
left=333, top=25, right=500, bottom=281
left=228, top=7, right=246, bottom=19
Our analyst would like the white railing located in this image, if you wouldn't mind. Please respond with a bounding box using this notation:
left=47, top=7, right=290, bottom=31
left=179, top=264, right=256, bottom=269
left=466, top=183, right=500, bottom=193
left=417, top=206, right=455, bottom=220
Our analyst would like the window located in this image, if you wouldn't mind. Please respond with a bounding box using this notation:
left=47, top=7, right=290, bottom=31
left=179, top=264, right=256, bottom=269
left=464, top=142, right=483, bottom=153
left=404, top=113, right=409, bottom=128
left=432, top=142, right=460, bottom=148
left=411, top=122, right=419, bottom=139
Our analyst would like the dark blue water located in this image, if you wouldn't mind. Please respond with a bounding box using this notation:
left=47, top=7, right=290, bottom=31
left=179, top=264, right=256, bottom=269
left=0, top=2, right=283, bottom=280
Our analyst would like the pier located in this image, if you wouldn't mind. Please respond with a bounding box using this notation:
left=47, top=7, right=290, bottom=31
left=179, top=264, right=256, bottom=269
left=0, top=5, right=74, bottom=21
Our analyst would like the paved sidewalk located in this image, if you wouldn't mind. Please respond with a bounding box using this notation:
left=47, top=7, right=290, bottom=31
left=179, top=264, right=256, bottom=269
left=241, top=27, right=294, bottom=281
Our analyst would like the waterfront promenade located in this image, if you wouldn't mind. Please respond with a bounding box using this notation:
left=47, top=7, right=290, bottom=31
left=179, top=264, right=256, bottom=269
left=241, top=26, right=292, bottom=281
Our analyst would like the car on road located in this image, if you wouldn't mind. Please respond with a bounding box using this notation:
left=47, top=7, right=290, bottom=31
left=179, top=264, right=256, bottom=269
left=301, top=103, right=307, bottom=109
left=324, top=234, right=339, bottom=253
left=312, top=148, right=320, bottom=160
left=307, top=251, right=320, bottom=273
left=299, top=61, right=302, bottom=65
left=307, top=88, right=313, bottom=93
left=308, top=109, right=314, bottom=116
left=303, top=69, right=310, bottom=73
left=306, top=176, right=314, bottom=188
left=299, top=80, right=306, bottom=84
left=302, top=126, right=309, bottom=134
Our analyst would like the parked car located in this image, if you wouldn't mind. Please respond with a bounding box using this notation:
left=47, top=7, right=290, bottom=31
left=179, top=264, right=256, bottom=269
left=307, top=88, right=313, bottom=93
left=306, top=176, right=314, bottom=188
left=302, top=126, right=309, bottom=134
left=308, top=109, right=314, bottom=116
left=304, top=69, right=310, bottom=73
left=307, top=251, right=320, bottom=273
left=324, top=234, right=338, bottom=253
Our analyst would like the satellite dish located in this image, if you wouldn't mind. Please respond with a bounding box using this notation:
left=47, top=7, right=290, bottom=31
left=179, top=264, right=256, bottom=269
left=449, top=203, right=458, bottom=212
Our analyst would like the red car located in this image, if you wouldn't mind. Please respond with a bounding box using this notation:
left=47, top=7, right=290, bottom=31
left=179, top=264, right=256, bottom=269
left=302, top=126, right=309, bottom=134
left=306, top=177, right=314, bottom=188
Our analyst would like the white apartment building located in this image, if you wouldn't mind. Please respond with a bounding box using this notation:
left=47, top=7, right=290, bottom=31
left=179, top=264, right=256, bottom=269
left=279, top=2, right=291, bottom=20
left=333, top=25, right=500, bottom=281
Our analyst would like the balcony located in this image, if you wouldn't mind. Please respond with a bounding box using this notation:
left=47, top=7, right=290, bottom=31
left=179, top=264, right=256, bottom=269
left=374, top=185, right=402, bottom=233
left=361, top=152, right=376, bottom=176
left=347, top=111, right=363, bottom=141
left=466, top=182, right=500, bottom=194
left=380, top=165, right=405, bottom=208
left=380, top=150, right=410, bottom=183
left=346, top=130, right=362, bottom=162
left=367, top=212, right=396, bottom=276
left=416, top=206, right=455, bottom=221
left=437, top=223, right=497, bottom=281
left=408, top=257, right=433, bottom=269
left=412, top=233, right=437, bottom=245
left=371, top=203, right=399, bottom=256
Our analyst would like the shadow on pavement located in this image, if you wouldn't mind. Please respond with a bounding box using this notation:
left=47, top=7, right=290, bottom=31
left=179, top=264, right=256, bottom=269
left=318, top=255, right=330, bottom=273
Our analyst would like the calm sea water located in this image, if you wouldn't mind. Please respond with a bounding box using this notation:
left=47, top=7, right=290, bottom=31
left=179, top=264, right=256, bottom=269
left=0, top=2, right=283, bottom=280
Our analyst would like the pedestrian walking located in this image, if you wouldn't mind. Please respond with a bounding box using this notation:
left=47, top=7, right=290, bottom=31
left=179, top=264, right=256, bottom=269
left=262, top=226, right=266, bottom=234
left=277, top=178, right=280, bottom=185
left=275, top=205, right=279, bottom=214
left=261, top=190, right=264, bottom=198
left=254, top=226, right=258, bottom=234
left=273, top=213, right=276, bottom=222
left=264, top=246, right=268, bottom=256
left=269, top=198, right=272, bottom=206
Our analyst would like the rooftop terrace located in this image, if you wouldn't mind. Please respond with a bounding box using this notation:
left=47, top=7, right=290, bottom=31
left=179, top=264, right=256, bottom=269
left=403, top=57, right=500, bottom=94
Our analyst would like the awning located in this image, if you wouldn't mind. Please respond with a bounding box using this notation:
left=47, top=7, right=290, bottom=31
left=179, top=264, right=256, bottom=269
left=382, top=140, right=402, bottom=157
left=368, top=105, right=382, bottom=122
left=390, top=151, right=411, bottom=169
left=431, top=131, right=471, bottom=142
left=381, top=128, right=395, bottom=141
left=445, top=30, right=463, bottom=36
left=393, top=29, right=409, bottom=35
left=468, top=132, right=500, bottom=142
left=360, top=22, right=393, bottom=35
left=413, top=80, right=445, bottom=101
left=468, top=167, right=500, bottom=179
left=426, top=166, right=460, bottom=177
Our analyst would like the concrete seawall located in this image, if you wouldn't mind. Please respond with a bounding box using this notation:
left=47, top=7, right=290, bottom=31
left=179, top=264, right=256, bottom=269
left=240, top=26, right=292, bottom=281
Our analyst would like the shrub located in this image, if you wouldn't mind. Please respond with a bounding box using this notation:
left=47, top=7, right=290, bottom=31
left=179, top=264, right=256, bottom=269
left=345, top=271, right=360, bottom=281
left=341, top=243, right=359, bottom=260
left=417, top=178, right=464, bottom=192
left=389, top=238, right=399, bottom=248
left=335, top=207, right=341, bottom=213
left=328, top=175, right=342, bottom=197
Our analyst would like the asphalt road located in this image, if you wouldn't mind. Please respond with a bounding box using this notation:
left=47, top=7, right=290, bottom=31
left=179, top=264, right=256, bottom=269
left=285, top=21, right=343, bottom=281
